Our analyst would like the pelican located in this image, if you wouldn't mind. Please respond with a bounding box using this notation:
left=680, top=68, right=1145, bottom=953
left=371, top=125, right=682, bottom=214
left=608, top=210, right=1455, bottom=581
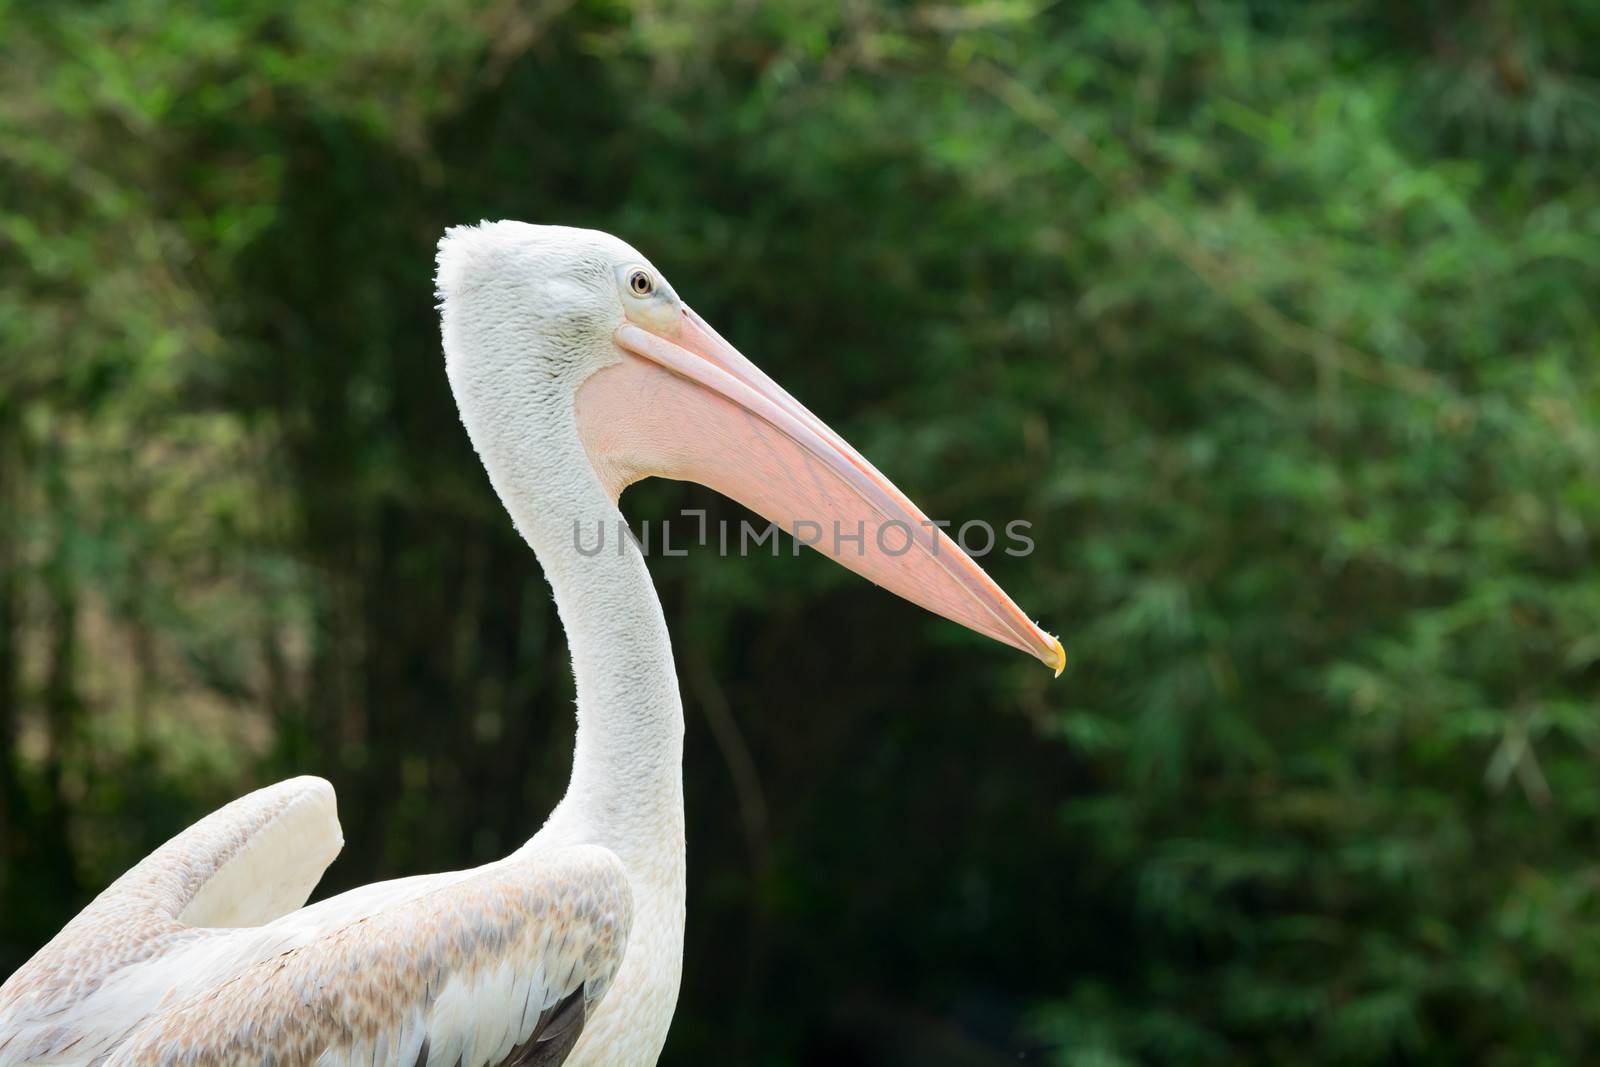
left=0, top=223, right=1062, bottom=1066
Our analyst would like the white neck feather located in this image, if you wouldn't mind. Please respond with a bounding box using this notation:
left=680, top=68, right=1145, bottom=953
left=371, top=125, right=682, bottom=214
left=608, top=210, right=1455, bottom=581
left=444, top=346, right=684, bottom=874
left=537, top=490, right=686, bottom=866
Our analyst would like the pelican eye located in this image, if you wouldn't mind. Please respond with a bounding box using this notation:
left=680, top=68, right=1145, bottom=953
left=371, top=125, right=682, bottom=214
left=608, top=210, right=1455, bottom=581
left=627, top=269, right=654, bottom=296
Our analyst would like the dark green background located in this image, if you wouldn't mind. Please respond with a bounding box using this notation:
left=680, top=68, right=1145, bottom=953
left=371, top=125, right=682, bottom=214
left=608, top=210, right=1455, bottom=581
left=3, top=2, right=1599, bottom=1063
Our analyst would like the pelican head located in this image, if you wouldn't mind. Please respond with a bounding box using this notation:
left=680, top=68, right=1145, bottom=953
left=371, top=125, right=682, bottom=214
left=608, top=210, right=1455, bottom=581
left=437, top=221, right=1063, bottom=673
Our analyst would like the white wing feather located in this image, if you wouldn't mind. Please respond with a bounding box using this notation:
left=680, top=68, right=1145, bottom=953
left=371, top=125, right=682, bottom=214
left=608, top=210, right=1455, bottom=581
left=100, top=843, right=630, bottom=1067
left=0, top=776, right=341, bottom=1065
left=0, top=778, right=633, bottom=1067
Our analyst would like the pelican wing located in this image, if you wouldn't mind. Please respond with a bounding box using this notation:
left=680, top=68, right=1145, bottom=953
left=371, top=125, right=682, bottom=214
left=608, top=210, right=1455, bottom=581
left=103, top=844, right=633, bottom=1067
left=0, top=777, right=343, bottom=1063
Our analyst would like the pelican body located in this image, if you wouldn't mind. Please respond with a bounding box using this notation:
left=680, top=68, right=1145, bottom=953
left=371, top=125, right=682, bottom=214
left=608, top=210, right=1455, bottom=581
left=0, top=224, right=1061, bottom=1066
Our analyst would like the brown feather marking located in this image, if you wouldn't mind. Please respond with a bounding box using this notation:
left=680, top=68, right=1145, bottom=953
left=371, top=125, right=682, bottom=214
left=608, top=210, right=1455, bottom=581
left=103, top=845, right=631, bottom=1067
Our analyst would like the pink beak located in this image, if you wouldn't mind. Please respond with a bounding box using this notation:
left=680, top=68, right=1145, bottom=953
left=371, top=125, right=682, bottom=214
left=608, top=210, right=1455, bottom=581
left=575, top=304, right=1064, bottom=675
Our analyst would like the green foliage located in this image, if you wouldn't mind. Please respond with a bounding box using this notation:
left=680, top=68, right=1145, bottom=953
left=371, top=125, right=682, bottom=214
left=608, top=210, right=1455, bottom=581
left=2, top=1, right=1598, bottom=1063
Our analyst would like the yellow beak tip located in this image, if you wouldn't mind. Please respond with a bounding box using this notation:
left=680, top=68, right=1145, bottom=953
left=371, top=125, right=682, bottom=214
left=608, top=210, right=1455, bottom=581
left=1048, top=635, right=1066, bottom=678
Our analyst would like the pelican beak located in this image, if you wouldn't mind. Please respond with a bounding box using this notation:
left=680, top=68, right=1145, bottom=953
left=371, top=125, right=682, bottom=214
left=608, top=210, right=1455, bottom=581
left=575, top=304, right=1063, bottom=675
